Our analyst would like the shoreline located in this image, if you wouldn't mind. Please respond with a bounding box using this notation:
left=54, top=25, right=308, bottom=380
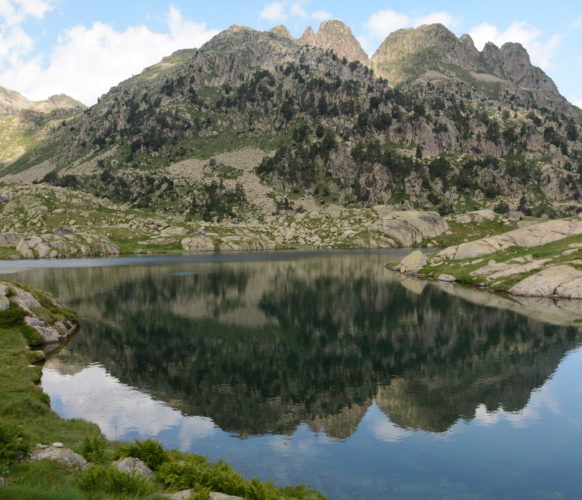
left=0, top=280, right=327, bottom=499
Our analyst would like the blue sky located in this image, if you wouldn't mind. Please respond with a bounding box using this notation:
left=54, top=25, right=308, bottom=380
left=1, top=0, right=581, bottom=106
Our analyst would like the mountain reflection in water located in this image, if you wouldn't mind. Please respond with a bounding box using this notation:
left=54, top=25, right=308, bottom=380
left=4, top=251, right=582, bottom=500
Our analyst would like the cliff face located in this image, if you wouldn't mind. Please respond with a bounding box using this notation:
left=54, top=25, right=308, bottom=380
left=299, top=20, right=369, bottom=65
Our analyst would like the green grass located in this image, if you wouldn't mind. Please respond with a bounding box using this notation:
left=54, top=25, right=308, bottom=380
left=0, top=282, right=328, bottom=500
left=418, top=218, right=518, bottom=248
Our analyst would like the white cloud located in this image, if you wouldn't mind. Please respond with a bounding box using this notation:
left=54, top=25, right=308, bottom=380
left=259, top=2, right=331, bottom=26
left=312, top=10, right=331, bottom=22
left=359, top=9, right=459, bottom=55
left=371, top=418, right=412, bottom=442
left=0, top=0, right=54, bottom=67
left=43, top=365, right=216, bottom=442
left=289, top=3, right=307, bottom=19
left=0, top=6, right=219, bottom=105
left=574, top=100, right=582, bottom=109
left=469, top=21, right=560, bottom=69
left=260, top=2, right=288, bottom=23
left=0, top=0, right=54, bottom=26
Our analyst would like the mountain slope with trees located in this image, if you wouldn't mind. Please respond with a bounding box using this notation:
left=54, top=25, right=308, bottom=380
left=2, top=23, right=581, bottom=220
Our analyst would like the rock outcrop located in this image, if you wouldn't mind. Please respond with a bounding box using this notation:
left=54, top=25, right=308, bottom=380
left=396, top=215, right=582, bottom=299
left=29, top=444, right=88, bottom=469
left=113, top=457, right=154, bottom=480
left=376, top=210, right=449, bottom=246
left=299, top=20, right=369, bottom=64
left=509, top=265, right=582, bottom=298
left=399, top=250, right=427, bottom=273
left=0, top=232, right=120, bottom=259
left=438, top=218, right=582, bottom=260
left=1, top=281, right=77, bottom=344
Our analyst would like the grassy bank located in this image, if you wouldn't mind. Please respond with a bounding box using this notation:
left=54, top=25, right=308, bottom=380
left=0, top=283, right=326, bottom=500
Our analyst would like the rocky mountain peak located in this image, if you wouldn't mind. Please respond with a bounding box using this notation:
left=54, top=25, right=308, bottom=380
left=299, top=19, right=368, bottom=65
left=0, top=86, right=84, bottom=116
left=270, top=25, right=293, bottom=39
left=459, top=34, right=478, bottom=53
left=371, top=23, right=480, bottom=83
left=498, top=42, right=533, bottom=82
left=300, top=26, right=316, bottom=44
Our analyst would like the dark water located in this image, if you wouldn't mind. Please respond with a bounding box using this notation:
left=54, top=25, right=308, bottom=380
left=2, top=250, right=582, bottom=500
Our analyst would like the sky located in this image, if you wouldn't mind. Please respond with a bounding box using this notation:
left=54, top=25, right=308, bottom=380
left=0, top=0, right=581, bottom=107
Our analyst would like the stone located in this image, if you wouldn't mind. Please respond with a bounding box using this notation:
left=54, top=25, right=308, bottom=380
left=181, top=236, right=215, bottom=252
left=507, top=211, right=525, bottom=220
left=376, top=211, right=448, bottom=247
left=54, top=225, right=74, bottom=235
left=52, top=442, right=64, bottom=448
left=398, top=250, right=427, bottom=273
left=163, top=490, right=196, bottom=500
left=0, top=283, right=9, bottom=311
left=0, top=232, right=23, bottom=247
left=209, top=493, right=247, bottom=500
left=160, top=226, right=189, bottom=237
left=30, top=444, right=88, bottom=469
left=437, top=274, right=456, bottom=282
left=509, top=265, right=582, bottom=298
left=113, top=457, right=154, bottom=480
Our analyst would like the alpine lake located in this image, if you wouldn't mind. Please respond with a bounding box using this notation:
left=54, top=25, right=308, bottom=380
left=1, top=249, right=581, bottom=500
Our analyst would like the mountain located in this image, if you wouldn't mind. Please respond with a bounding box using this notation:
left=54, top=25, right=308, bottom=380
left=2, top=24, right=582, bottom=220
left=0, top=86, right=85, bottom=164
left=0, top=86, right=84, bottom=116
left=299, top=20, right=369, bottom=65
left=371, top=23, right=579, bottom=119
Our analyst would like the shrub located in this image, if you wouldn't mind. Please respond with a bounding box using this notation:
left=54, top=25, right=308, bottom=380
left=0, top=422, right=29, bottom=464
left=121, top=439, right=168, bottom=471
left=494, top=201, right=510, bottom=214
left=0, top=302, right=27, bottom=326
left=82, top=434, right=107, bottom=464
left=75, top=464, right=154, bottom=496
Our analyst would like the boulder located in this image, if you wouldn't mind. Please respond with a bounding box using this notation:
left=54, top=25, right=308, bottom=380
left=0, top=283, right=9, bottom=311
left=437, top=274, right=456, bottom=282
left=209, top=493, right=247, bottom=500
left=181, top=236, right=216, bottom=252
left=54, top=225, right=74, bottom=235
left=509, top=265, right=582, bottom=298
left=376, top=211, right=448, bottom=246
left=161, top=226, right=189, bottom=237
left=507, top=211, right=525, bottom=220
left=163, top=490, right=195, bottom=500
left=220, top=235, right=275, bottom=251
left=398, top=250, right=427, bottom=273
left=0, top=232, right=23, bottom=247
left=113, top=457, right=154, bottom=480
left=29, top=444, right=88, bottom=469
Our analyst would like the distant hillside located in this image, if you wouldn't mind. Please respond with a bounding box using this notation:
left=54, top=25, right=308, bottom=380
left=0, top=86, right=84, bottom=164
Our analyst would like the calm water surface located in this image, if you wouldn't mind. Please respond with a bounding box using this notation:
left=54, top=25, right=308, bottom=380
left=2, top=250, right=582, bottom=500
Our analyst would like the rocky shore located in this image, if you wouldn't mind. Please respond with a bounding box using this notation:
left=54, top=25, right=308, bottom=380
left=393, top=215, right=582, bottom=299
